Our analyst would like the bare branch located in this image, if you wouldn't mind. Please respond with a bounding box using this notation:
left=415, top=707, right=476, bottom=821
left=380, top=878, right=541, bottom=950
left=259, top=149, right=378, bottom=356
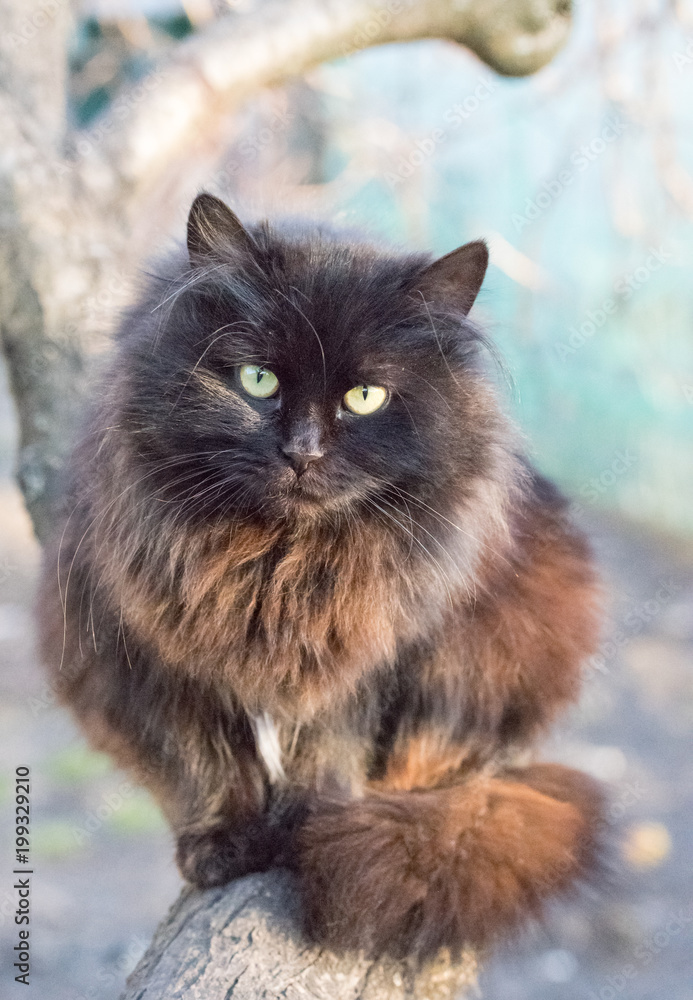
left=94, top=0, right=573, bottom=200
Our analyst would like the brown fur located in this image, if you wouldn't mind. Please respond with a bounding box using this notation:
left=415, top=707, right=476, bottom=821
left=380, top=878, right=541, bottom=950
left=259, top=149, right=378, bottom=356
left=93, top=503, right=462, bottom=719
left=298, top=764, right=605, bottom=958
left=375, top=732, right=473, bottom=792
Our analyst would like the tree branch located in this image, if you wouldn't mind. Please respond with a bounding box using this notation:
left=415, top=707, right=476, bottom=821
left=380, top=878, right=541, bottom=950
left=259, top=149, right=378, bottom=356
left=95, top=0, right=572, bottom=204
left=120, top=870, right=478, bottom=1000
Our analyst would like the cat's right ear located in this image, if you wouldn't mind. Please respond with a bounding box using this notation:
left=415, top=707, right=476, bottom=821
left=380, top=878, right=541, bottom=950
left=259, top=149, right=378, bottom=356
left=413, top=240, right=489, bottom=316
left=187, top=193, right=255, bottom=265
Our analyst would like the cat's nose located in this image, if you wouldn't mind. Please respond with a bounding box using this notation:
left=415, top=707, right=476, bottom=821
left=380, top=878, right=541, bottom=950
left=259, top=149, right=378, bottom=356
left=282, top=417, right=324, bottom=476
left=282, top=444, right=323, bottom=476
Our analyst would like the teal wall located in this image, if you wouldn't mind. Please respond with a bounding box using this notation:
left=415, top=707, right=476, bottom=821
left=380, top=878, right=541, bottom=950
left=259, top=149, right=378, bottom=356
left=305, top=6, right=693, bottom=536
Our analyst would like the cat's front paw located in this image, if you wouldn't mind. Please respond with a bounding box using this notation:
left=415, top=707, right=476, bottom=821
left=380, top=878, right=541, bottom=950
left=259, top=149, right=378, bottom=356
left=176, top=822, right=275, bottom=888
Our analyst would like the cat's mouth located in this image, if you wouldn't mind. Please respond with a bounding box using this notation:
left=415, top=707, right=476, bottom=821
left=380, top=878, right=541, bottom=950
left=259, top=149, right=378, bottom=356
left=263, top=467, right=324, bottom=504
left=291, top=476, right=325, bottom=500
left=267, top=469, right=345, bottom=515
left=265, top=463, right=370, bottom=517
left=287, top=477, right=327, bottom=504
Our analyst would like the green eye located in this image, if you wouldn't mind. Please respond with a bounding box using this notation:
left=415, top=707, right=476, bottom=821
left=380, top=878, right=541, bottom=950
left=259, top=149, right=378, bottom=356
left=239, top=364, right=279, bottom=399
left=343, top=384, right=388, bottom=416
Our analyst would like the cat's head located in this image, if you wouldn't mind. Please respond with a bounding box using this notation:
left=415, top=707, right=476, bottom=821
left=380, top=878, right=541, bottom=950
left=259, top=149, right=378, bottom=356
left=117, top=194, right=507, bottom=527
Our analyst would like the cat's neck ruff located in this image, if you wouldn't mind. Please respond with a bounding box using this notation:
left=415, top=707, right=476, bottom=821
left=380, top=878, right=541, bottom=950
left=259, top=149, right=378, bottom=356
left=94, top=466, right=514, bottom=720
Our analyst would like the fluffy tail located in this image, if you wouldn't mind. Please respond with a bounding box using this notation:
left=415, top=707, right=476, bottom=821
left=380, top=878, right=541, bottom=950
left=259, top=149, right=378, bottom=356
left=296, top=763, right=606, bottom=959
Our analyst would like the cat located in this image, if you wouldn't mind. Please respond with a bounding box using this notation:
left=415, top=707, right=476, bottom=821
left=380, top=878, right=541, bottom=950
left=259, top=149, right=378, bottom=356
left=38, top=192, right=606, bottom=960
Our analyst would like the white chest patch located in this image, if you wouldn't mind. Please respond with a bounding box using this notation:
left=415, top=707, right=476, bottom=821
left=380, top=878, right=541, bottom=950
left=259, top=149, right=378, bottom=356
left=250, top=712, right=285, bottom=783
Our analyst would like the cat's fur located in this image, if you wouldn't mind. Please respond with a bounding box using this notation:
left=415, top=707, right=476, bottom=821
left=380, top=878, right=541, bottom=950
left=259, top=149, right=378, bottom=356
left=38, top=194, right=605, bottom=960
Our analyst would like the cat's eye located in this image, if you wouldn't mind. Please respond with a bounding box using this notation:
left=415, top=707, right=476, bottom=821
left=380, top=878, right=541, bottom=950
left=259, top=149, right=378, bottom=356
left=239, top=364, right=279, bottom=399
left=343, top=385, right=388, bottom=416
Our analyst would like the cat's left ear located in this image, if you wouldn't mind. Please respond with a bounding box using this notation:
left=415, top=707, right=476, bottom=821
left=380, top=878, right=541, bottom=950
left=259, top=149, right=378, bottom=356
left=187, top=193, right=255, bottom=264
left=413, top=240, right=488, bottom=316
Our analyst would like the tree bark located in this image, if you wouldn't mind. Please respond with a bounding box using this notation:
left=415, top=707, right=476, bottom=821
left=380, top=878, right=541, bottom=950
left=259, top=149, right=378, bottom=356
left=120, top=870, right=478, bottom=1000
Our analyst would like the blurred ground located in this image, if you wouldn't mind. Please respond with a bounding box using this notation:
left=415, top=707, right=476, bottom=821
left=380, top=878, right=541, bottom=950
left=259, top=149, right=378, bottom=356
left=0, top=358, right=691, bottom=999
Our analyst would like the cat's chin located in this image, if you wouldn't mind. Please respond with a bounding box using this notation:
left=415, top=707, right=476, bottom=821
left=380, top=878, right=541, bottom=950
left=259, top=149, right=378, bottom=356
left=278, top=486, right=342, bottom=518
left=261, top=480, right=357, bottom=522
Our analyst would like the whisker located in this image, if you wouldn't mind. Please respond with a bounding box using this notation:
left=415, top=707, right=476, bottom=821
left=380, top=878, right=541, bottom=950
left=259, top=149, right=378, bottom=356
left=415, top=291, right=458, bottom=388
left=362, top=496, right=455, bottom=610
left=395, top=365, right=454, bottom=413
left=382, top=481, right=513, bottom=571
left=168, top=323, right=249, bottom=414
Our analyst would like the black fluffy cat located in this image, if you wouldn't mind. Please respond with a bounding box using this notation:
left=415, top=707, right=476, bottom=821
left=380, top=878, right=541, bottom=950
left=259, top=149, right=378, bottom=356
left=39, top=193, right=605, bottom=960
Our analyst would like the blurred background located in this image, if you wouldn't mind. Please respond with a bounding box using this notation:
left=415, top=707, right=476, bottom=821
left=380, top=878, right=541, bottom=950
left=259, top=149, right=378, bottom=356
left=0, top=0, right=692, bottom=997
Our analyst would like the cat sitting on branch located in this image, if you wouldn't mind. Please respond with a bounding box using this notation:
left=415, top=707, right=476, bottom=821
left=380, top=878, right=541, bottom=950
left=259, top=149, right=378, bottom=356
left=40, top=193, right=606, bottom=960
